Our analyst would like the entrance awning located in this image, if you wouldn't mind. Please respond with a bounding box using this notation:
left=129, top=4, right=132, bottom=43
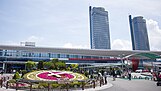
left=126, top=53, right=161, bottom=59
left=136, top=53, right=161, bottom=59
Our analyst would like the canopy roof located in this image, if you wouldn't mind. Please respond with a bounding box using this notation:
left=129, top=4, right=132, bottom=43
left=0, top=45, right=161, bottom=59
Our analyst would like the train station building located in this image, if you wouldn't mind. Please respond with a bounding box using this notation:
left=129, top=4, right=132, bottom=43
left=0, top=45, right=161, bottom=73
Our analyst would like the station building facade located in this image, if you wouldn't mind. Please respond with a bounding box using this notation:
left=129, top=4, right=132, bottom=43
left=0, top=45, right=161, bottom=73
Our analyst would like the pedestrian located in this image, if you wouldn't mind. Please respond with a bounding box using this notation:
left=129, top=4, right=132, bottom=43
left=1, top=70, right=4, bottom=75
left=98, top=72, right=102, bottom=78
left=104, top=71, right=107, bottom=84
left=128, top=70, right=131, bottom=80
left=112, top=69, right=116, bottom=81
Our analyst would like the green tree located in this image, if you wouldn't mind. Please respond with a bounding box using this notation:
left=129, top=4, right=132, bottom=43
left=70, top=64, right=78, bottom=69
left=43, top=62, right=52, bottom=69
left=37, top=60, right=44, bottom=70
left=21, top=70, right=27, bottom=78
left=51, top=58, right=59, bottom=63
left=66, top=67, right=71, bottom=71
left=26, top=61, right=36, bottom=70
left=43, top=59, right=67, bottom=70
left=56, top=61, right=66, bottom=70
left=13, top=71, right=21, bottom=79
left=51, top=58, right=59, bottom=70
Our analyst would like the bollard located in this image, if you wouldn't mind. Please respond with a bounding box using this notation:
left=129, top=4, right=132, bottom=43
left=30, top=83, right=32, bottom=91
left=0, top=79, right=2, bottom=88
left=16, top=82, right=18, bottom=90
left=48, top=83, right=50, bottom=91
left=3, top=77, right=5, bottom=82
left=66, top=83, right=69, bottom=91
left=81, top=81, right=84, bottom=90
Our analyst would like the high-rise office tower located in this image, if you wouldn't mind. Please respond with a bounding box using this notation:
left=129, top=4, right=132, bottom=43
left=89, top=6, right=111, bottom=49
left=129, top=15, right=150, bottom=50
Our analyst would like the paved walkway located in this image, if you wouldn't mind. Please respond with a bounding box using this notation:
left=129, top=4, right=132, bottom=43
left=101, top=77, right=161, bottom=91
left=76, top=81, right=113, bottom=91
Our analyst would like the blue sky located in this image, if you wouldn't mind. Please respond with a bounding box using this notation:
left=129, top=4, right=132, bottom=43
left=0, top=0, right=161, bottom=50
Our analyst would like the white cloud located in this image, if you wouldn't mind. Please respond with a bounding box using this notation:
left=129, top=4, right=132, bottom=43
left=111, top=39, right=132, bottom=50
left=147, top=19, right=161, bottom=51
left=62, top=43, right=89, bottom=49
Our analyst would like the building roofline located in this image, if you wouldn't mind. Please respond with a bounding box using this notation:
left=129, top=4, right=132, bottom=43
left=0, top=45, right=161, bottom=58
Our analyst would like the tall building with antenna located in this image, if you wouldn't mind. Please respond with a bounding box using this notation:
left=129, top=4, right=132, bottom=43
left=89, top=6, right=111, bottom=49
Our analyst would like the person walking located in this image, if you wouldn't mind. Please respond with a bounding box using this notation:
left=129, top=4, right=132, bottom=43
left=104, top=71, right=107, bottom=84
left=128, top=70, right=132, bottom=80
left=112, top=69, right=116, bottom=81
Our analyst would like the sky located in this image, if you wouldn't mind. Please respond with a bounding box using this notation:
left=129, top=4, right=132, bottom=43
left=0, top=0, right=161, bottom=51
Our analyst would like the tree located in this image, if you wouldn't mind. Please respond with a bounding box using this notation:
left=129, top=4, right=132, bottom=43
left=56, top=61, right=66, bottom=70
left=21, top=70, right=27, bottom=78
left=70, top=64, right=79, bottom=71
left=37, top=60, right=44, bottom=70
left=43, top=62, right=52, bottom=69
left=51, top=58, right=59, bottom=70
left=26, top=61, right=36, bottom=71
left=66, top=67, right=71, bottom=71
left=43, top=59, right=67, bottom=70
left=13, top=71, right=21, bottom=79
left=70, top=64, right=79, bottom=69
left=51, top=58, right=59, bottom=63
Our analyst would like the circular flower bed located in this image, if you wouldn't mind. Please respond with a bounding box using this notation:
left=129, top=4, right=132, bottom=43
left=23, top=70, right=87, bottom=82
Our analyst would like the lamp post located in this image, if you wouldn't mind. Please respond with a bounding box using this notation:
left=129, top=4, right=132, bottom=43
left=2, top=57, right=7, bottom=73
left=124, top=60, right=131, bottom=70
left=118, top=54, right=125, bottom=69
left=124, top=60, right=128, bottom=70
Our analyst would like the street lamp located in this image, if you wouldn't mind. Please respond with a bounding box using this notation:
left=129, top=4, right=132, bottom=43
left=118, top=54, right=125, bottom=69
left=124, top=60, right=131, bottom=70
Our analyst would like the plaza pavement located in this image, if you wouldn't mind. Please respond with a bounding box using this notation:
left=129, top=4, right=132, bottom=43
left=76, top=80, right=113, bottom=91
left=101, top=77, right=161, bottom=91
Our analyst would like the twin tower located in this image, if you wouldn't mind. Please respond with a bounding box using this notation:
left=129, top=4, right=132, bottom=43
left=89, top=6, right=150, bottom=51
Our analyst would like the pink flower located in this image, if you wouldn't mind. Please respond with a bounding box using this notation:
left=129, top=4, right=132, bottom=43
left=37, top=72, right=74, bottom=81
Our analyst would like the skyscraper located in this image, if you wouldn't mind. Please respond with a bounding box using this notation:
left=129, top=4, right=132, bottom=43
left=89, top=6, right=111, bottom=49
left=129, top=15, right=150, bottom=50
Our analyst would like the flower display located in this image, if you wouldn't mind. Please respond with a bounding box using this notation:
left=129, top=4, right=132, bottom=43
left=24, top=70, right=87, bottom=82
left=37, top=71, right=74, bottom=81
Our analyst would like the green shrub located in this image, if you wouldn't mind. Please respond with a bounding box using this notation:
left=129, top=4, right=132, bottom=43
left=13, top=72, right=21, bottom=80
left=32, top=84, right=39, bottom=89
left=51, top=83, right=59, bottom=88
left=69, top=81, right=81, bottom=87
left=84, top=71, right=89, bottom=77
left=8, top=79, right=16, bottom=83
left=38, top=83, right=48, bottom=88
left=21, top=70, right=27, bottom=78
